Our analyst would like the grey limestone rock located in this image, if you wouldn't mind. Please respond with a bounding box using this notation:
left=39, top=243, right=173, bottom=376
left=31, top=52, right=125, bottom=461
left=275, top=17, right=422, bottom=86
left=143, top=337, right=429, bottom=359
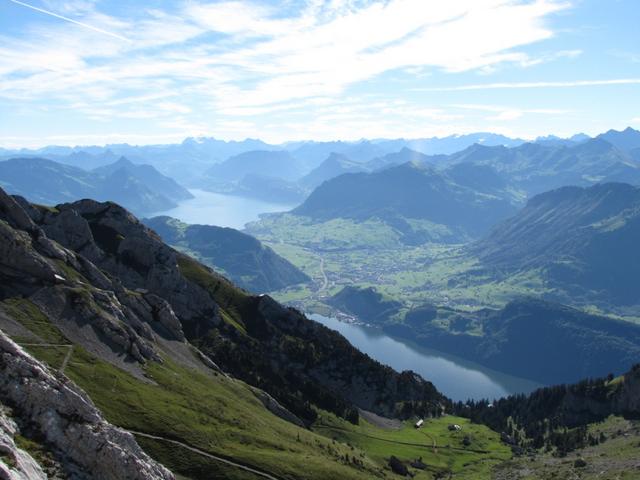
left=0, top=406, right=47, bottom=480
left=0, top=332, right=175, bottom=480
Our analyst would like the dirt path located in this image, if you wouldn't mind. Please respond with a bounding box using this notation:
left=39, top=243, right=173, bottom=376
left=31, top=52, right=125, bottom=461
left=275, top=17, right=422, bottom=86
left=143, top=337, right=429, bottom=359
left=129, top=430, right=283, bottom=480
left=19, top=343, right=73, bottom=374
left=420, top=430, right=438, bottom=453
left=59, top=345, right=74, bottom=374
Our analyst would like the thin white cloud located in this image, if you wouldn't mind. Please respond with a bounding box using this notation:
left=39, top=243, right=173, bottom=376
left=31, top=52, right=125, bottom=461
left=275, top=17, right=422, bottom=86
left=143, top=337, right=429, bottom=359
left=7, top=0, right=131, bottom=42
left=416, top=78, right=640, bottom=92
left=0, top=0, right=585, bottom=143
left=451, top=103, right=570, bottom=122
left=452, top=103, right=569, bottom=114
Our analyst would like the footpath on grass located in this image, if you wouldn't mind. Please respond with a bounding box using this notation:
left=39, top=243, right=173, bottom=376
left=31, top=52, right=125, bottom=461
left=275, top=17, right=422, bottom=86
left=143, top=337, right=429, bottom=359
left=129, top=430, right=284, bottom=480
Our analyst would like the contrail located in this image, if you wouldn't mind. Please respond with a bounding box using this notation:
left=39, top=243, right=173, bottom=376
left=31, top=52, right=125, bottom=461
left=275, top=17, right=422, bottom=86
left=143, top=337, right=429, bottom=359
left=7, top=0, right=131, bottom=42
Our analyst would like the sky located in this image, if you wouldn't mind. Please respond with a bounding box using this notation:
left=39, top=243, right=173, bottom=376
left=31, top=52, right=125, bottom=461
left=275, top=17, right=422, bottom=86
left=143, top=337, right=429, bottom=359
left=0, top=0, right=639, bottom=147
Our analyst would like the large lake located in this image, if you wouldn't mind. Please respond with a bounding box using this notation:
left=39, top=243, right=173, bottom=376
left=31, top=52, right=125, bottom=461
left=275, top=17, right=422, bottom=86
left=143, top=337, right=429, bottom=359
left=151, top=189, right=297, bottom=229
left=153, top=190, right=541, bottom=401
left=310, top=314, right=541, bottom=402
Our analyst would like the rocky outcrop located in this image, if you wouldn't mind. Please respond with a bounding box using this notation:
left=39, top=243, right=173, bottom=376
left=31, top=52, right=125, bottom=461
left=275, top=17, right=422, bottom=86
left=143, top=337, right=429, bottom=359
left=33, top=200, right=221, bottom=338
left=0, top=406, right=47, bottom=480
left=251, top=388, right=305, bottom=428
left=0, top=331, right=175, bottom=480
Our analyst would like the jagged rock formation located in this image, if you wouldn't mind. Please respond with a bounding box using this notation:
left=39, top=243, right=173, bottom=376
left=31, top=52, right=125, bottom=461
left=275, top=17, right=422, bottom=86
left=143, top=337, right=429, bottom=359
left=23, top=197, right=220, bottom=339
left=0, top=331, right=175, bottom=480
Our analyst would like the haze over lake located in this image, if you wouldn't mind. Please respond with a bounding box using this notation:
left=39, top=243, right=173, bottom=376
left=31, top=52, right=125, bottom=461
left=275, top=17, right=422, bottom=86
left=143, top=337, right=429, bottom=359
left=152, top=188, right=297, bottom=230
left=311, top=314, right=541, bottom=401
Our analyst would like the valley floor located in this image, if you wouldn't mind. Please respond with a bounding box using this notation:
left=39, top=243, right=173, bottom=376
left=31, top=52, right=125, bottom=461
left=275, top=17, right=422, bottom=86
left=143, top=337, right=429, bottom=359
left=247, top=214, right=640, bottom=322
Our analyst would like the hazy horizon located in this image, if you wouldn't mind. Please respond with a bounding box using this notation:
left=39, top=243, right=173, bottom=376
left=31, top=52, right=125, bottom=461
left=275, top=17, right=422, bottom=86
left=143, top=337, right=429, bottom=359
left=0, top=128, right=604, bottom=150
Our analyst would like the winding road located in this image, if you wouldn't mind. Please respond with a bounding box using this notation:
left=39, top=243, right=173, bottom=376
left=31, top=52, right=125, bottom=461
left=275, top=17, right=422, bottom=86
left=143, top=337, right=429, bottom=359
left=318, top=256, right=329, bottom=292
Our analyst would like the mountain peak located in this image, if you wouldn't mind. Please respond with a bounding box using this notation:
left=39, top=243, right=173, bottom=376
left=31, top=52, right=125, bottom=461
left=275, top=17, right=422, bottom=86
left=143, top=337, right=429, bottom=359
left=114, top=156, right=135, bottom=166
left=597, top=127, right=640, bottom=152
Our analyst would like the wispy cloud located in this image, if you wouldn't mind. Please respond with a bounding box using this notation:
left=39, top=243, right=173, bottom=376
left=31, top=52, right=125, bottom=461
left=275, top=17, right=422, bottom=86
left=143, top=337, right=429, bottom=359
left=417, top=78, right=640, bottom=92
left=452, top=103, right=570, bottom=121
left=7, top=0, right=130, bottom=42
left=8, top=0, right=621, bottom=144
left=0, top=1, right=571, bottom=108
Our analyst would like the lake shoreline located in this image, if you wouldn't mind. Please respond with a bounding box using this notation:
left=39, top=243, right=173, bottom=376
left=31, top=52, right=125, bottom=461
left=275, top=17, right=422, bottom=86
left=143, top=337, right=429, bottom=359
left=149, top=188, right=297, bottom=230
left=309, top=313, right=541, bottom=402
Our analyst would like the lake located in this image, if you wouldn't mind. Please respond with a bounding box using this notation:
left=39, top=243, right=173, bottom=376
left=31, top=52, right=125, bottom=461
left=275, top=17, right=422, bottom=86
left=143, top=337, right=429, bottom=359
left=153, top=189, right=542, bottom=401
left=310, top=314, right=542, bottom=402
left=151, top=189, right=297, bottom=230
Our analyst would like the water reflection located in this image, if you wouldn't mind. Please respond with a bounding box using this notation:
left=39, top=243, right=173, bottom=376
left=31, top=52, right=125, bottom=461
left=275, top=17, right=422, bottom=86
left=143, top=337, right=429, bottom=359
left=310, top=314, right=541, bottom=401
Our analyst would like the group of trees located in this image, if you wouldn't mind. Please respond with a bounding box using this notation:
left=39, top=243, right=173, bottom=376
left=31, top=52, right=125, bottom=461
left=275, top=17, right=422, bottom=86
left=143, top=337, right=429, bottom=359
left=453, top=368, right=637, bottom=455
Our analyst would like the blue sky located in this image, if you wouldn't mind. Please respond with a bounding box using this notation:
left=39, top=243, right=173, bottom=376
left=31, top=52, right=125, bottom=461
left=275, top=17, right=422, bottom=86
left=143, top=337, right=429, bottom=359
left=1, top=0, right=639, bottom=147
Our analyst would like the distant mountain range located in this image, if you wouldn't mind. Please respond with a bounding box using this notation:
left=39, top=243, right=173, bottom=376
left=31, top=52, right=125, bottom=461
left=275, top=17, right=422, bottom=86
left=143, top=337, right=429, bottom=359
left=204, top=150, right=306, bottom=182
left=3, top=127, right=639, bottom=223
left=438, top=138, right=640, bottom=197
left=0, top=156, right=192, bottom=215
left=0, top=130, right=589, bottom=187
left=204, top=128, right=638, bottom=205
left=472, top=182, right=640, bottom=308
left=280, top=132, right=640, bottom=242
left=144, top=216, right=309, bottom=293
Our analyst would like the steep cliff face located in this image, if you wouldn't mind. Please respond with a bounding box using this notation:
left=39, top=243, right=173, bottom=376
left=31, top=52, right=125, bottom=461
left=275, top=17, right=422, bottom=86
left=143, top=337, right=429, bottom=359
left=24, top=198, right=221, bottom=339
left=0, top=332, right=175, bottom=480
